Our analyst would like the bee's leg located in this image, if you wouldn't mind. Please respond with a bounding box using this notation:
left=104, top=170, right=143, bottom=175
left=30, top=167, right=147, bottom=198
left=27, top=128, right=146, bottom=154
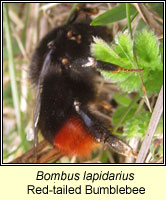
left=74, top=103, right=137, bottom=158
left=96, top=60, right=143, bottom=73
left=96, top=61, right=151, bottom=112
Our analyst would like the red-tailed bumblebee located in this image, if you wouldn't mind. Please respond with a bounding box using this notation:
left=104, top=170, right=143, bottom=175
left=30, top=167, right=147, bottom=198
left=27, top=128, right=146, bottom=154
left=30, top=5, right=138, bottom=161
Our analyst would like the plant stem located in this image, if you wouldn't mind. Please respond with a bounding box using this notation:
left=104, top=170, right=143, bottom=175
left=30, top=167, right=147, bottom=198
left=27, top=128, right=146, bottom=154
left=122, top=11, right=138, bottom=33
left=126, top=3, right=151, bottom=112
left=4, top=3, right=25, bottom=150
left=136, top=85, right=163, bottom=163
left=126, top=3, right=133, bottom=40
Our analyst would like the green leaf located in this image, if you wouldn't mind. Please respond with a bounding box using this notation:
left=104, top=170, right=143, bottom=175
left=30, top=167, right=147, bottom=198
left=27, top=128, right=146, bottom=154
left=116, top=72, right=140, bottom=92
left=91, top=3, right=137, bottom=26
left=114, top=32, right=134, bottom=62
left=92, top=33, right=141, bottom=92
left=112, top=97, right=151, bottom=138
left=112, top=105, right=137, bottom=126
left=91, top=29, right=163, bottom=94
left=134, top=29, right=162, bottom=71
left=91, top=33, right=134, bottom=67
left=113, top=93, right=132, bottom=107
left=124, top=111, right=151, bottom=138
left=143, top=70, right=163, bottom=95
left=91, top=37, right=118, bottom=64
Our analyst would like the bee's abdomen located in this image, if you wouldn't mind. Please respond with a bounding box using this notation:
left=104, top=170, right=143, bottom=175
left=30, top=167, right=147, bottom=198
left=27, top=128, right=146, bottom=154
left=53, top=116, right=99, bottom=157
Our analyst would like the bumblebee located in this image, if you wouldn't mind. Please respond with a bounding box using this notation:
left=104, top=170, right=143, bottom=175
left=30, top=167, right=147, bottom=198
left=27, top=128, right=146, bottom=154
left=30, top=5, right=137, bottom=160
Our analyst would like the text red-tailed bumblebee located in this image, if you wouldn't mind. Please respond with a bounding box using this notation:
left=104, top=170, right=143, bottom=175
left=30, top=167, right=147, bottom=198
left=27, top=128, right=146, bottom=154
left=30, top=5, right=137, bottom=160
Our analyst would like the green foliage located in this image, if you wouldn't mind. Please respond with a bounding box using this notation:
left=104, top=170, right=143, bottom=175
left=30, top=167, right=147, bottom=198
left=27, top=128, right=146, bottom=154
left=113, top=93, right=132, bottom=107
left=112, top=105, right=137, bottom=126
left=112, top=94, right=152, bottom=138
left=91, top=23, right=163, bottom=139
left=91, top=30, right=163, bottom=95
left=91, top=4, right=137, bottom=26
left=3, top=3, right=31, bottom=162
left=124, top=111, right=151, bottom=138
left=134, top=30, right=162, bottom=71
left=112, top=96, right=151, bottom=138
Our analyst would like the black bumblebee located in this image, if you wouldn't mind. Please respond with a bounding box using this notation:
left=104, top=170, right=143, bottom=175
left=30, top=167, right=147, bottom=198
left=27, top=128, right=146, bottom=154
left=30, top=5, right=137, bottom=159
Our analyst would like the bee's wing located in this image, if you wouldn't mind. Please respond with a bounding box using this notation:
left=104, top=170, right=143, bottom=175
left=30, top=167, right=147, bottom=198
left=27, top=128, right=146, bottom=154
left=33, top=49, right=53, bottom=161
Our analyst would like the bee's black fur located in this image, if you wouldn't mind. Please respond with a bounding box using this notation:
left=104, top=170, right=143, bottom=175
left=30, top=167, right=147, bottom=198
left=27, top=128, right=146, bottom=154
left=30, top=23, right=109, bottom=85
left=30, top=11, right=112, bottom=145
